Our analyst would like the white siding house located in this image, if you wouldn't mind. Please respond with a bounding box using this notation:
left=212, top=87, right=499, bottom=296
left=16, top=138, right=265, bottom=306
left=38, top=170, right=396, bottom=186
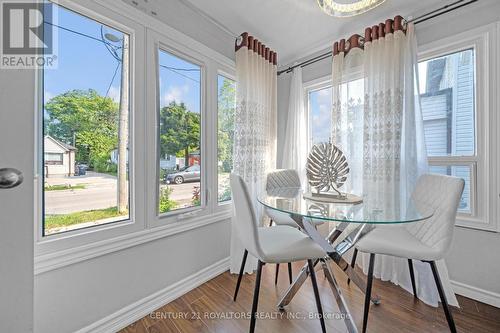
left=44, top=136, right=76, bottom=177
left=420, top=49, right=474, bottom=212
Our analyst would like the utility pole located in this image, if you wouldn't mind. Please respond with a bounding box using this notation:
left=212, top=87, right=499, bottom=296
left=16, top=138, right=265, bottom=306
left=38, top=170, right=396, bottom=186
left=118, top=34, right=129, bottom=213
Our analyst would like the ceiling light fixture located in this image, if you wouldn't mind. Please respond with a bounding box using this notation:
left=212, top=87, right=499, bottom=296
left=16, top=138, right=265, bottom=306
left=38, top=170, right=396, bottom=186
left=317, top=0, right=386, bottom=17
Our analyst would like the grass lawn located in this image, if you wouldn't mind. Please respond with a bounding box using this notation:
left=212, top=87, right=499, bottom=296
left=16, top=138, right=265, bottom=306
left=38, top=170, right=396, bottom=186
left=45, top=207, right=127, bottom=229
left=45, top=183, right=86, bottom=191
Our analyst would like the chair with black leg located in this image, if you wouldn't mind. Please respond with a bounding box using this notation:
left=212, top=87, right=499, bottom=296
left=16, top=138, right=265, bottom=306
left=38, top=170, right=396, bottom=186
left=265, top=169, right=324, bottom=285
left=352, top=174, right=464, bottom=333
left=230, top=173, right=328, bottom=333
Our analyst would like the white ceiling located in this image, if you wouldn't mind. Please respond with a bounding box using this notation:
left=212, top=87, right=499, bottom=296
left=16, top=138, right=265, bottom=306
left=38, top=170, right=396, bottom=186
left=123, top=0, right=457, bottom=65
left=183, top=0, right=449, bottom=64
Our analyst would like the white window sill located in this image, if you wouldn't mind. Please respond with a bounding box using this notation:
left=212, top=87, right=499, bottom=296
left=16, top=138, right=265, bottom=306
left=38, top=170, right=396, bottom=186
left=455, top=215, right=498, bottom=232
left=34, top=209, right=232, bottom=275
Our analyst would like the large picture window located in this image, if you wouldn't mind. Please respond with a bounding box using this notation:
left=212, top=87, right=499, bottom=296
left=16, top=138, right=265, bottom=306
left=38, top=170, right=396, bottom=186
left=418, top=49, right=476, bottom=214
left=157, top=49, right=202, bottom=214
left=42, top=3, right=130, bottom=236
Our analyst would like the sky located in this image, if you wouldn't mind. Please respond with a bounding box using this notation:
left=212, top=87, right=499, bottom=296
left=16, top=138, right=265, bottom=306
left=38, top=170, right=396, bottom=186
left=44, top=3, right=200, bottom=114
left=309, top=86, right=332, bottom=145
left=159, top=50, right=200, bottom=113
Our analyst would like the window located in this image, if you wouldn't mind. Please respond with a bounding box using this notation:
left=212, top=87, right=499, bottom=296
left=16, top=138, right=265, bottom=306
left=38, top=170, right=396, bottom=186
left=42, top=3, right=130, bottom=236
left=157, top=49, right=202, bottom=214
left=217, top=75, right=236, bottom=202
left=33, top=1, right=236, bottom=267
left=44, top=153, right=63, bottom=165
left=418, top=49, right=476, bottom=214
left=308, top=86, right=332, bottom=146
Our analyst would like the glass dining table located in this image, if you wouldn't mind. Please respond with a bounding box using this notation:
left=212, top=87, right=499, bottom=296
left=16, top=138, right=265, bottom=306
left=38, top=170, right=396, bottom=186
left=257, top=187, right=433, bottom=333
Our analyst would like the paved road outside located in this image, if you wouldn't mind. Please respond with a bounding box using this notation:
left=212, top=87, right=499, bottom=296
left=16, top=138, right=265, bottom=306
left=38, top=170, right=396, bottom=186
left=45, top=171, right=199, bottom=214
left=45, top=172, right=123, bottom=214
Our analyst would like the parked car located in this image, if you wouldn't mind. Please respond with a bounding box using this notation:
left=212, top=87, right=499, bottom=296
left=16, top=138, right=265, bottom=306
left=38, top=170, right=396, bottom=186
left=165, top=164, right=200, bottom=184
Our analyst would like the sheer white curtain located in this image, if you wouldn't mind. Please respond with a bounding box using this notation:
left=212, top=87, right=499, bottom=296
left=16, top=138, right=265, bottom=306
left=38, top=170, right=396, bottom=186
left=230, top=37, right=277, bottom=273
left=282, top=66, right=307, bottom=186
left=332, top=23, right=458, bottom=307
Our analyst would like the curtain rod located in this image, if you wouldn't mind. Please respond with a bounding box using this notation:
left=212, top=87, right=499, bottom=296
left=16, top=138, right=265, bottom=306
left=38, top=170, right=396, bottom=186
left=277, top=0, right=478, bottom=76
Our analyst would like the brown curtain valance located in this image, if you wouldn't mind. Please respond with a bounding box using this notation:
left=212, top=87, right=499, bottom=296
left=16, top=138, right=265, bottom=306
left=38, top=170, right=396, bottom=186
left=333, top=15, right=405, bottom=56
left=235, top=32, right=278, bottom=65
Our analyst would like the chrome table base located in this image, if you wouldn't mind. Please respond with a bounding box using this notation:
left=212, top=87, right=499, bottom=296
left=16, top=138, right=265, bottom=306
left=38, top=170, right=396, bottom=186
left=276, top=215, right=380, bottom=333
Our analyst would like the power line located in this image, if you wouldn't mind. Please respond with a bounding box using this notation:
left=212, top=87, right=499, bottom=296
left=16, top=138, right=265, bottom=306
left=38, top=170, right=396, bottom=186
left=160, top=64, right=200, bottom=83
left=44, top=20, right=200, bottom=95
left=44, top=20, right=115, bottom=47
left=45, top=20, right=200, bottom=76
left=105, top=62, right=121, bottom=98
left=164, top=67, right=200, bottom=72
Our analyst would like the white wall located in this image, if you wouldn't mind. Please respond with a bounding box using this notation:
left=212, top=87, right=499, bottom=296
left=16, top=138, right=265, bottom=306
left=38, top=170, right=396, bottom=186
left=35, top=220, right=230, bottom=332
left=34, top=1, right=233, bottom=332
left=277, top=0, right=500, bottom=306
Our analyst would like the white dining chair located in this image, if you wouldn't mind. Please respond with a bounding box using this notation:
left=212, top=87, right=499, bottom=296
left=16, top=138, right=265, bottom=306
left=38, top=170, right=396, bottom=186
left=230, top=173, right=328, bottom=333
left=353, top=174, right=464, bottom=333
left=265, top=169, right=324, bottom=285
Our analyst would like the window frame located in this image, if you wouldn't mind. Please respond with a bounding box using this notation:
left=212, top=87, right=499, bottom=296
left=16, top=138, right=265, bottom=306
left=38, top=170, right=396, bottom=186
left=34, top=0, right=235, bottom=272
left=35, top=0, right=147, bottom=254
left=418, top=23, right=498, bottom=231
left=145, top=29, right=235, bottom=228
left=216, top=71, right=237, bottom=206
left=419, top=49, right=478, bottom=217
left=303, top=23, right=499, bottom=232
left=155, top=42, right=206, bottom=219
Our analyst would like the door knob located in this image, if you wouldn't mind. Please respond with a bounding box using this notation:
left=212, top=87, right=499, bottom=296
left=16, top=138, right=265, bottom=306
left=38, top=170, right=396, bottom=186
left=0, top=168, right=23, bottom=189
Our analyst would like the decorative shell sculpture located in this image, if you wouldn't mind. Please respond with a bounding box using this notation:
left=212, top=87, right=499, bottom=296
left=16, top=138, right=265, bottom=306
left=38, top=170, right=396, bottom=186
left=306, top=143, right=349, bottom=196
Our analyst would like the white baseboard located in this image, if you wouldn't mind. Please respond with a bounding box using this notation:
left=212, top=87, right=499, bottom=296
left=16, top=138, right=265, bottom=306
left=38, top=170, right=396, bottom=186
left=451, top=280, right=500, bottom=308
left=76, top=257, right=230, bottom=333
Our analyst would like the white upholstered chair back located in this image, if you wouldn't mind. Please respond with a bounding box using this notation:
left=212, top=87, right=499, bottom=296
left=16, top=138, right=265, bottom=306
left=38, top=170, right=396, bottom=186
left=230, top=173, right=264, bottom=259
left=266, top=169, right=301, bottom=190
left=406, top=174, right=464, bottom=259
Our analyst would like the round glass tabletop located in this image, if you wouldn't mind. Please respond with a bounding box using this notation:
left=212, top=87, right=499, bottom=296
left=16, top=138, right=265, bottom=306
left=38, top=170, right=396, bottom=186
left=258, top=188, right=433, bottom=224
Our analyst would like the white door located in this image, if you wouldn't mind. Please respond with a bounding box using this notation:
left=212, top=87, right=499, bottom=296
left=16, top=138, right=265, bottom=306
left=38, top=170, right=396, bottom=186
left=0, top=63, right=35, bottom=331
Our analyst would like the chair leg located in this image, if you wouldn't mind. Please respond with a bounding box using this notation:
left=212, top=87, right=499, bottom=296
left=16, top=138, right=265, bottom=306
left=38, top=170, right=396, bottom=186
left=363, top=253, right=375, bottom=333
left=269, top=219, right=273, bottom=227
left=287, top=262, right=293, bottom=284
left=428, top=261, right=457, bottom=333
left=275, top=264, right=280, bottom=285
left=233, top=249, right=248, bottom=301
left=408, top=259, right=417, bottom=298
left=347, top=248, right=358, bottom=286
left=250, top=260, right=264, bottom=333
left=308, top=259, right=326, bottom=333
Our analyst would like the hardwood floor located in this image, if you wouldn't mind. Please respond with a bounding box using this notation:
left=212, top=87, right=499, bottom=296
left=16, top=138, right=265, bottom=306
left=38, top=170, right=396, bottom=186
left=120, top=262, right=500, bottom=333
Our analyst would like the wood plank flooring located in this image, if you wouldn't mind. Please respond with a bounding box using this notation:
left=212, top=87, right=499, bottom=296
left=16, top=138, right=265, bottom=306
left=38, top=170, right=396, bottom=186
left=119, top=262, right=500, bottom=333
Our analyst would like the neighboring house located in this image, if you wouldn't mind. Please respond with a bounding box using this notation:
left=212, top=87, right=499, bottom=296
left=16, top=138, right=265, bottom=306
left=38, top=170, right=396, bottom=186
left=112, top=149, right=177, bottom=171
left=188, top=150, right=201, bottom=167
left=44, top=136, right=76, bottom=177
left=420, top=50, right=474, bottom=211
left=160, top=154, right=177, bottom=170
